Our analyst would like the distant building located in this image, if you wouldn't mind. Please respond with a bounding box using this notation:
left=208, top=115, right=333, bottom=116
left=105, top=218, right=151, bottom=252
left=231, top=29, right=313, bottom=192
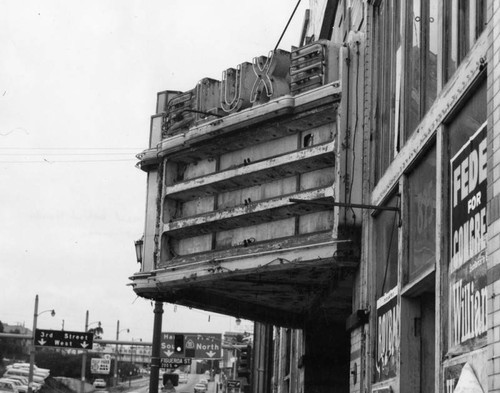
left=2, top=323, right=31, bottom=336
left=1, top=323, right=31, bottom=356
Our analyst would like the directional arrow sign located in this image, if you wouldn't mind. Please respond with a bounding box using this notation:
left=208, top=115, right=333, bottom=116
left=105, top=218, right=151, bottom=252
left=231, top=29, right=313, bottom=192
left=161, top=332, right=221, bottom=359
left=160, top=357, right=192, bottom=369
left=35, top=329, right=93, bottom=349
left=91, top=358, right=111, bottom=374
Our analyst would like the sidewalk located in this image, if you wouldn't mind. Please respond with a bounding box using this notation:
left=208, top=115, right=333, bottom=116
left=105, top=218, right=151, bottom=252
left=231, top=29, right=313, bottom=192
left=207, top=374, right=220, bottom=393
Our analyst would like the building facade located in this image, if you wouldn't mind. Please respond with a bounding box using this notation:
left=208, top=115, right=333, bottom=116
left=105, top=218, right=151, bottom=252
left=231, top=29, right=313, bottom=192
left=131, top=1, right=499, bottom=392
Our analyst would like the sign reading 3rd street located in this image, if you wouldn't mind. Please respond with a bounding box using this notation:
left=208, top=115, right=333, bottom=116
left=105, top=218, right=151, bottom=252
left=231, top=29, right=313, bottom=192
left=161, top=332, right=221, bottom=359
left=35, top=329, right=93, bottom=349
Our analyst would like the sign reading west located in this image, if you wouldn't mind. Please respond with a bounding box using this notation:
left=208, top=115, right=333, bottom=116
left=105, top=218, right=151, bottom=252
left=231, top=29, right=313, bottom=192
left=35, top=329, right=93, bottom=349
left=161, top=332, right=221, bottom=359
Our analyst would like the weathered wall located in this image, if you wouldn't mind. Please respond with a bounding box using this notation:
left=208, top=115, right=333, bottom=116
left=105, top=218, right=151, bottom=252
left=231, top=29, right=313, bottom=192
left=487, top=0, right=500, bottom=391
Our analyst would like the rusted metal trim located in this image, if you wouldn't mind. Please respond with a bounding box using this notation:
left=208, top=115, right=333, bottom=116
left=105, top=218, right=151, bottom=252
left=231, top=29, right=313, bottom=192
left=289, top=198, right=399, bottom=212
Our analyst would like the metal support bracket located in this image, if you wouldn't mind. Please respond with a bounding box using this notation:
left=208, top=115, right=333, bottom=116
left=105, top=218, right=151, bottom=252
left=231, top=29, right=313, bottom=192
left=289, top=198, right=401, bottom=225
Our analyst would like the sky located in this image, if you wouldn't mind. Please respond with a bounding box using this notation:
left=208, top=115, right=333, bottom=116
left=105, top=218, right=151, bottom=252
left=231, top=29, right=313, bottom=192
left=0, top=0, right=309, bottom=342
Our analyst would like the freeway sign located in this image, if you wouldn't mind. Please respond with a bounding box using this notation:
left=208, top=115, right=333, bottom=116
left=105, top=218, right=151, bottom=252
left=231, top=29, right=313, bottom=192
left=35, top=329, right=93, bottom=349
left=160, top=357, right=192, bottom=369
left=91, top=358, right=111, bottom=374
left=161, top=332, right=221, bottom=359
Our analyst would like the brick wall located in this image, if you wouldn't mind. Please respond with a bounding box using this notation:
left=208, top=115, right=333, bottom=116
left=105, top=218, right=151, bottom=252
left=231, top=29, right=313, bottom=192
left=488, top=0, right=500, bottom=391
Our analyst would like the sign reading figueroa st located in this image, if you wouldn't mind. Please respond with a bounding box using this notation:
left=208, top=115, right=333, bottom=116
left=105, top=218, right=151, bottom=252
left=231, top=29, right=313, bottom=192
left=449, top=122, right=488, bottom=354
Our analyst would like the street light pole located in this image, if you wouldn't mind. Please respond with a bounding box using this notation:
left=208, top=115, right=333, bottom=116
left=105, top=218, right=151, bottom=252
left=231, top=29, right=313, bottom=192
left=28, top=295, right=55, bottom=393
left=114, top=321, right=128, bottom=387
left=115, top=320, right=120, bottom=387
left=80, top=311, right=89, bottom=393
left=27, top=295, right=38, bottom=393
left=149, top=301, right=163, bottom=393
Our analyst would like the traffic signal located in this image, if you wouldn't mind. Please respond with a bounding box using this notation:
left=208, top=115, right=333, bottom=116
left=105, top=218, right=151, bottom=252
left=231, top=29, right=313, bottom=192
left=237, top=345, right=252, bottom=380
left=174, top=334, right=184, bottom=353
left=163, top=373, right=179, bottom=387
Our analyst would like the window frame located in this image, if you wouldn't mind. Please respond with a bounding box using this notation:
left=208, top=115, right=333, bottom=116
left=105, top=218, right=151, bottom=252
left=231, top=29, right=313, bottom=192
left=372, top=0, right=401, bottom=183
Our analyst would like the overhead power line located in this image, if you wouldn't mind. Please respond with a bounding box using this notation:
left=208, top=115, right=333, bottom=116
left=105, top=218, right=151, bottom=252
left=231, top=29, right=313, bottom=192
left=0, top=147, right=142, bottom=150
left=274, top=0, right=302, bottom=51
left=0, top=147, right=141, bottom=163
left=0, top=158, right=136, bottom=164
left=0, top=152, right=137, bottom=156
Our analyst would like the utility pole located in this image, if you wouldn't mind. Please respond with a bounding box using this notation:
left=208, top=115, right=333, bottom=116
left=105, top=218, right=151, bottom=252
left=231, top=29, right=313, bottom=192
left=81, top=311, right=89, bottom=393
left=149, top=301, right=163, bottom=393
left=27, top=295, right=38, bottom=393
left=114, top=320, right=119, bottom=387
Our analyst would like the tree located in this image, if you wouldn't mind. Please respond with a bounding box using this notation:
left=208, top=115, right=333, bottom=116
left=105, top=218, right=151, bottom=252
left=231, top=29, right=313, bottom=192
left=88, top=323, right=104, bottom=341
left=0, top=321, right=27, bottom=361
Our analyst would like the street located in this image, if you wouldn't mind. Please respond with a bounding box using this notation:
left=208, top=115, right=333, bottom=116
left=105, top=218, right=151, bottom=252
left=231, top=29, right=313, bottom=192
left=118, top=373, right=219, bottom=393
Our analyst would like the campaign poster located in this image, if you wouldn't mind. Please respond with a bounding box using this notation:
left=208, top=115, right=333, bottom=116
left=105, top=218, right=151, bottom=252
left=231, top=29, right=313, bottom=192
left=449, top=123, right=488, bottom=354
left=444, top=363, right=465, bottom=393
left=374, top=287, right=399, bottom=383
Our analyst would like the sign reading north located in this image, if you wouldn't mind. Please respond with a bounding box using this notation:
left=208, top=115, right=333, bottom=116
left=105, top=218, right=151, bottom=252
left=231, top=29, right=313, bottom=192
left=35, top=329, right=93, bottom=349
left=161, top=333, right=221, bottom=359
left=449, top=122, right=488, bottom=353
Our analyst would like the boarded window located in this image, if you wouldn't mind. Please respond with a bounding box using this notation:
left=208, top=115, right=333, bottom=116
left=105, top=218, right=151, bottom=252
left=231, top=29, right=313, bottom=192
left=407, top=146, right=436, bottom=281
left=444, top=0, right=487, bottom=82
left=375, top=194, right=400, bottom=298
left=373, top=0, right=401, bottom=182
left=448, top=80, right=487, bottom=157
left=404, top=0, right=438, bottom=139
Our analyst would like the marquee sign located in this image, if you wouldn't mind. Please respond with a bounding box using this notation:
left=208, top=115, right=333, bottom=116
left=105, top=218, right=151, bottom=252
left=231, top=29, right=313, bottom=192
left=449, top=123, right=488, bottom=354
left=159, top=40, right=340, bottom=137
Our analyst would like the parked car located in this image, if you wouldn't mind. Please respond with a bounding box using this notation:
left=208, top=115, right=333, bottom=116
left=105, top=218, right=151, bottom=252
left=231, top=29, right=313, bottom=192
left=0, top=380, right=19, bottom=393
left=199, top=379, right=208, bottom=387
left=0, top=379, right=27, bottom=393
left=9, top=364, right=49, bottom=377
left=3, top=370, right=45, bottom=385
left=2, top=376, right=39, bottom=391
left=193, top=383, right=206, bottom=393
left=93, top=379, right=106, bottom=388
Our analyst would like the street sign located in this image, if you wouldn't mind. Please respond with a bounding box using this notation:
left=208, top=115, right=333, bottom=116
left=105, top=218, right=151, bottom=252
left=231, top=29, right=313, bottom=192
left=35, top=329, right=93, bottom=349
left=91, top=358, right=111, bottom=374
left=160, top=357, right=192, bottom=369
left=161, top=332, right=222, bottom=359
left=227, top=380, right=241, bottom=393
